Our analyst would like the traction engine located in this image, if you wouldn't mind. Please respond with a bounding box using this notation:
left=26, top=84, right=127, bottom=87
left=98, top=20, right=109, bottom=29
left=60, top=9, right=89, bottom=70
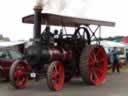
left=9, top=2, right=115, bottom=91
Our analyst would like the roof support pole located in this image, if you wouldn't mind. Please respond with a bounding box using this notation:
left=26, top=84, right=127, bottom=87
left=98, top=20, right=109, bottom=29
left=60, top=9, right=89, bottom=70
left=88, top=25, right=102, bottom=44
left=99, top=26, right=101, bottom=44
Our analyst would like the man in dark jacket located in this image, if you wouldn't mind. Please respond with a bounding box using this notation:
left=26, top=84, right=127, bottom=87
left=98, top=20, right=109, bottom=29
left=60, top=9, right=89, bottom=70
left=112, top=47, right=120, bottom=73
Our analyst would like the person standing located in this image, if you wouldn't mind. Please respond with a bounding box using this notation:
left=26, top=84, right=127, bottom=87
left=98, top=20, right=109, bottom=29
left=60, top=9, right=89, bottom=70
left=126, top=52, right=128, bottom=64
left=112, top=47, right=120, bottom=73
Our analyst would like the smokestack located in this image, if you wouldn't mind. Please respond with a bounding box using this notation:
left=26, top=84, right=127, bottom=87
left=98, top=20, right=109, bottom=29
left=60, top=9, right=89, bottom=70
left=33, top=0, right=43, bottom=40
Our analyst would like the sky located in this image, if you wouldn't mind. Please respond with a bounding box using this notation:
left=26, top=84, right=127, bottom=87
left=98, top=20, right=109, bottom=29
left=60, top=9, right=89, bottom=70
left=0, top=0, right=127, bottom=40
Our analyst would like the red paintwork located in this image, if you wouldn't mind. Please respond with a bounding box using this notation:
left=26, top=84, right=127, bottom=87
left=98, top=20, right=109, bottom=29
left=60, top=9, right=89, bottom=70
left=62, top=49, right=72, bottom=61
left=48, top=48, right=62, bottom=61
left=121, top=37, right=128, bottom=43
left=88, top=45, right=107, bottom=85
left=51, top=61, right=64, bottom=91
left=0, top=59, right=15, bottom=79
left=48, top=48, right=72, bottom=62
left=14, top=62, right=29, bottom=89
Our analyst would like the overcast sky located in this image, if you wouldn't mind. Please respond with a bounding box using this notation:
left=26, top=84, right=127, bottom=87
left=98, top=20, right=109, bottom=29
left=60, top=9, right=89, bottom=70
left=0, top=0, right=127, bottom=40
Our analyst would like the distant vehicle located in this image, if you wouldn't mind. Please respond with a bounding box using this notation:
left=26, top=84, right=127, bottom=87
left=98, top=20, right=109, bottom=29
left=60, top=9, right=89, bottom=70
left=0, top=41, right=27, bottom=80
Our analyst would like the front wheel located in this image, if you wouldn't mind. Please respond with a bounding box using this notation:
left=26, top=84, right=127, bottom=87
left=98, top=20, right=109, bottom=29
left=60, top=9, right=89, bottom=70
left=9, top=60, right=30, bottom=89
left=47, top=61, right=64, bottom=91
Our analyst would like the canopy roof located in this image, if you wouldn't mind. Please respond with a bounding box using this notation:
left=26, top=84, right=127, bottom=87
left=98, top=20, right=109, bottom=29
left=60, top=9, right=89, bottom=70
left=0, top=41, right=25, bottom=48
left=22, top=13, right=115, bottom=27
left=92, top=40, right=126, bottom=48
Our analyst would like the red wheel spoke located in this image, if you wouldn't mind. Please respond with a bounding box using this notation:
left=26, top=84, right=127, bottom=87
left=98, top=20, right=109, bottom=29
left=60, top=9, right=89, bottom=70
left=57, top=64, right=63, bottom=73
left=52, top=70, right=57, bottom=79
left=89, top=53, right=95, bottom=61
left=54, top=65, right=58, bottom=74
left=15, top=70, right=22, bottom=78
left=95, top=67, right=104, bottom=73
left=92, top=70, right=99, bottom=82
left=93, top=72, right=99, bottom=81
left=89, top=53, right=96, bottom=65
left=94, top=67, right=104, bottom=78
left=90, top=70, right=99, bottom=82
left=99, top=58, right=106, bottom=63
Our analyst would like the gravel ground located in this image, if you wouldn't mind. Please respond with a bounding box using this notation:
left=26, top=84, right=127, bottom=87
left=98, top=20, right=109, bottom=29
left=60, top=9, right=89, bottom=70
left=0, top=68, right=128, bottom=96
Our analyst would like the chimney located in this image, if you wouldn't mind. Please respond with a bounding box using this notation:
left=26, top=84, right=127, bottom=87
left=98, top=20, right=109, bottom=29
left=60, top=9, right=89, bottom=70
left=33, top=0, right=43, bottom=40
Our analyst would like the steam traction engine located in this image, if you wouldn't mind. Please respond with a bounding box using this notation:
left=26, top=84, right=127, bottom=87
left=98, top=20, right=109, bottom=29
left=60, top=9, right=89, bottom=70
left=9, top=5, right=115, bottom=91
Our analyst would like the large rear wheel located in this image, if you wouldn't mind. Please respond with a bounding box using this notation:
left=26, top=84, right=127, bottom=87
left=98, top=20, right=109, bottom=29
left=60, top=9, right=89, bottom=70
left=47, top=61, right=64, bottom=91
left=9, top=60, right=30, bottom=89
left=80, top=45, right=107, bottom=85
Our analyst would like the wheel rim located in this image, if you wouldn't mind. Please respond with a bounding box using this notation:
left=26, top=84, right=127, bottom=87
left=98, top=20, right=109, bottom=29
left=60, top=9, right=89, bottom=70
left=52, top=62, right=64, bottom=90
left=14, top=63, right=29, bottom=89
left=88, top=45, right=107, bottom=85
left=48, top=61, right=64, bottom=91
